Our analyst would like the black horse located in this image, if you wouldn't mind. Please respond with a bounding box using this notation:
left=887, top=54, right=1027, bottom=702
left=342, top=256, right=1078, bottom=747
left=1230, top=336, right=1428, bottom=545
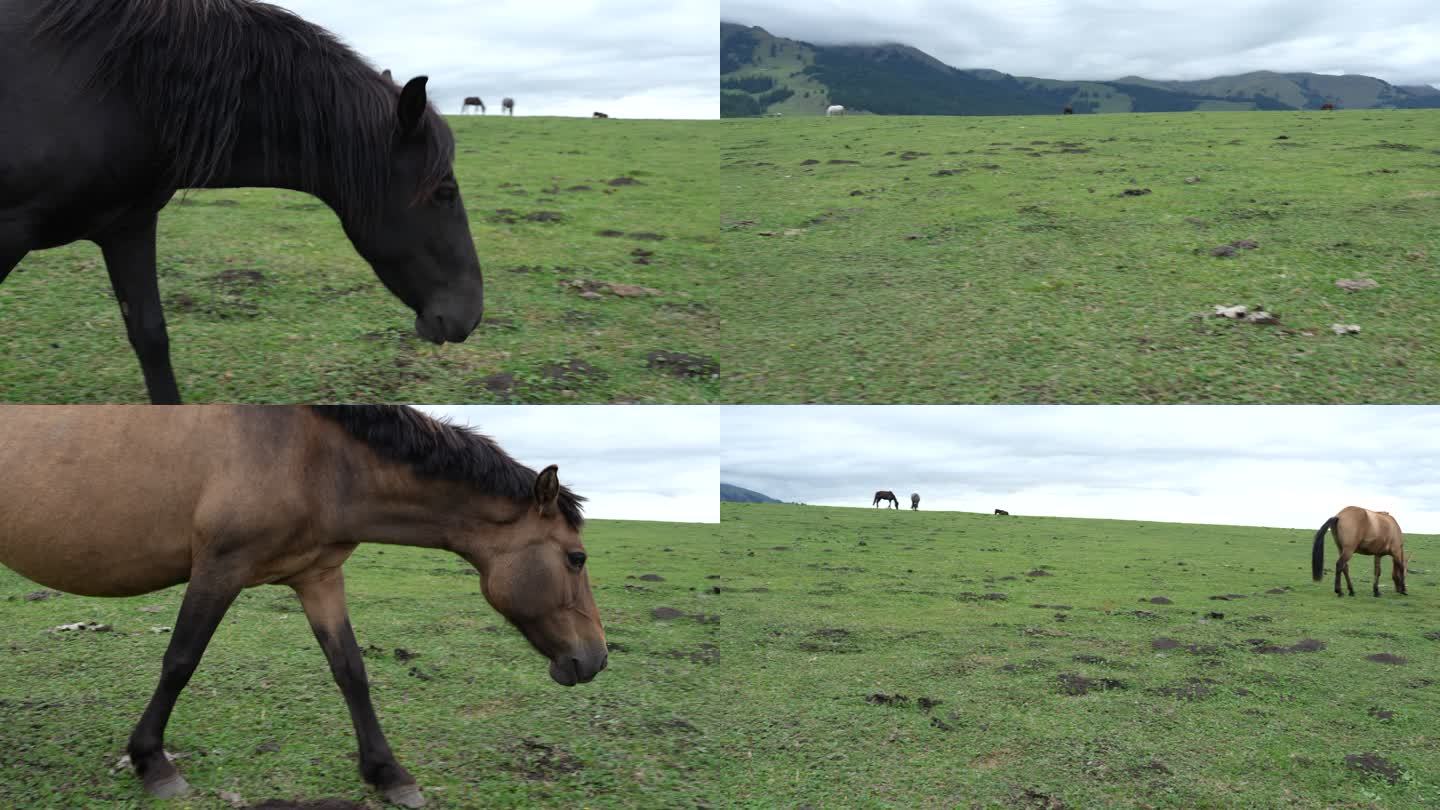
left=502, top=97, right=515, bottom=116
left=873, top=490, right=899, bottom=509
left=994, top=509, right=1010, bottom=516
left=0, top=0, right=485, bottom=402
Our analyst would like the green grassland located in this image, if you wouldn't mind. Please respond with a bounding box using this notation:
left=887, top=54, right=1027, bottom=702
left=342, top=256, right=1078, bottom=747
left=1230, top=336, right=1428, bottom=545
left=0, top=517, right=732, bottom=808
left=0, top=117, right=718, bottom=404
left=717, top=110, right=1440, bottom=403
left=713, top=502, right=1440, bottom=807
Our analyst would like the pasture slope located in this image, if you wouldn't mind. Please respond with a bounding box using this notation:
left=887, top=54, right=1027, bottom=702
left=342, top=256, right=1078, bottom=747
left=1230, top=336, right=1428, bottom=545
left=713, top=503, right=1440, bottom=807
left=718, top=110, right=1440, bottom=403
left=0, top=517, right=734, bottom=808
left=0, top=117, right=718, bottom=403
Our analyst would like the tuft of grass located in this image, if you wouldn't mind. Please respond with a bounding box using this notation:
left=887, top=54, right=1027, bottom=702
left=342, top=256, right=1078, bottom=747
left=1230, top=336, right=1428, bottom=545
left=717, top=110, right=1440, bottom=402
left=0, top=117, right=719, bottom=403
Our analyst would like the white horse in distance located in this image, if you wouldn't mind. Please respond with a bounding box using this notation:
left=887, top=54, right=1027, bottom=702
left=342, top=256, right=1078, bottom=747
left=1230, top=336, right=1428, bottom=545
left=826, top=104, right=845, bottom=116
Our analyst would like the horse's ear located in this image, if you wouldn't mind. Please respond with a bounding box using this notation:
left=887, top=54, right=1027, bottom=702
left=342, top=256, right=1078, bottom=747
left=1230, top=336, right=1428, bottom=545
left=397, top=76, right=429, bottom=136
left=534, top=465, right=561, bottom=517
left=381, top=69, right=393, bottom=84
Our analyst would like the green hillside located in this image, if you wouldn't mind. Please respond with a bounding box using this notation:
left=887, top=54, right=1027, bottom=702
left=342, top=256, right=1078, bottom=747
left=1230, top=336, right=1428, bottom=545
left=721, top=23, right=1440, bottom=117
left=711, top=502, right=1440, bottom=807
left=720, top=482, right=783, bottom=503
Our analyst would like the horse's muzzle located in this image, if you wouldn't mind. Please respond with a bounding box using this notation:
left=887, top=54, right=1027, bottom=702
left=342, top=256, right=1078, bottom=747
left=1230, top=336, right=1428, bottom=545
left=548, top=650, right=608, bottom=686
left=414, top=309, right=481, bottom=345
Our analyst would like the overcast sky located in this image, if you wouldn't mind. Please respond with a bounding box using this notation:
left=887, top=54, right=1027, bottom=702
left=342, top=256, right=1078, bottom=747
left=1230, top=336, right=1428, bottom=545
left=418, top=406, right=718, bottom=523
left=722, top=406, right=1440, bottom=534
left=723, top=0, right=1440, bottom=88
left=278, top=0, right=717, bottom=118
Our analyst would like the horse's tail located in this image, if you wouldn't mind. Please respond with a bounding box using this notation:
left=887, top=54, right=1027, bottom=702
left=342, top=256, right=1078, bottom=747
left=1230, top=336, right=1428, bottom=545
left=1313, top=516, right=1338, bottom=581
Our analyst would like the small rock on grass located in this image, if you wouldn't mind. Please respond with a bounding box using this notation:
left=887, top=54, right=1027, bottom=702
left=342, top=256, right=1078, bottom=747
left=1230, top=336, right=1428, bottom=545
left=1331, top=323, right=1362, bottom=335
left=1211, top=305, right=1279, bottom=325
left=1335, top=278, right=1379, bottom=292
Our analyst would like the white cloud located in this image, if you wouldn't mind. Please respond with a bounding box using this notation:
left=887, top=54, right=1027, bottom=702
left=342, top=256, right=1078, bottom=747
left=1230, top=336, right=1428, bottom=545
left=276, top=0, right=718, bottom=118
left=418, top=405, right=719, bottom=523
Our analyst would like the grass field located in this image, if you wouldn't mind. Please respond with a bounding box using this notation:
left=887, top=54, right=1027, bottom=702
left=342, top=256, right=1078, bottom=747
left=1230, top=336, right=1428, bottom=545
left=717, top=110, right=1440, bottom=403
left=0, top=117, right=718, bottom=404
left=712, top=502, right=1440, bottom=807
left=0, top=517, right=732, bottom=809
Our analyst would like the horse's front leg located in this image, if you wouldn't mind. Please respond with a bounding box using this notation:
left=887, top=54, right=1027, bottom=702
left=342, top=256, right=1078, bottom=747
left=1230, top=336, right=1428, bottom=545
left=97, top=214, right=182, bottom=404
left=1373, top=556, right=1383, bottom=597
left=293, top=568, right=424, bottom=808
left=128, top=574, right=242, bottom=798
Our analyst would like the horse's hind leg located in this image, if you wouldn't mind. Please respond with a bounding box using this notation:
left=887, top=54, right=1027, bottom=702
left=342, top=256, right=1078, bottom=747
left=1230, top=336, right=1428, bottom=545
left=1373, top=556, right=1383, bottom=597
left=293, top=568, right=423, bottom=808
left=1339, top=552, right=1356, bottom=596
left=98, top=215, right=182, bottom=404
left=128, top=576, right=242, bottom=798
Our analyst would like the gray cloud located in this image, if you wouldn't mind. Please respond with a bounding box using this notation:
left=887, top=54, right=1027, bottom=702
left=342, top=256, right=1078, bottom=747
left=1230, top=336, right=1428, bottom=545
left=722, top=0, right=1440, bottom=87
left=722, top=406, right=1440, bottom=533
left=279, top=0, right=717, bottom=118
left=419, top=406, right=719, bottom=523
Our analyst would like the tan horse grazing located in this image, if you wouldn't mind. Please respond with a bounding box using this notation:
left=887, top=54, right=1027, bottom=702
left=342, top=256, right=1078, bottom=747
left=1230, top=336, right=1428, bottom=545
left=1312, top=506, right=1407, bottom=598
left=873, top=490, right=899, bottom=509
left=0, top=405, right=606, bottom=807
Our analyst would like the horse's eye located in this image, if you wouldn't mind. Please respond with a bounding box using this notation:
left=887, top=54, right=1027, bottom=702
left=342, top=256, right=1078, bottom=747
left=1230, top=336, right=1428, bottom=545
left=566, top=551, right=587, bottom=569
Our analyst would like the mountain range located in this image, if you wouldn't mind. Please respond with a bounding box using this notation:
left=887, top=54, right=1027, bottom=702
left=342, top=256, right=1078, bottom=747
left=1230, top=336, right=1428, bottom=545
left=720, top=483, right=784, bottom=504
left=721, top=22, right=1440, bottom=117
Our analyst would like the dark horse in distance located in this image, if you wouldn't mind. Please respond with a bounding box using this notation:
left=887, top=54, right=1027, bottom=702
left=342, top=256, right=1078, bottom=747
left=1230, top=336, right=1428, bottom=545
left=1313, top=506, right=1407, bottom=597
left=0, top=0, right=485, bottom=402
left=910, top=492, right=920, bottom=510
left=994, top=509, right=1010, bottom=516
left=0, top=405, right=606, bottom=807
left=502, top=96, right=515, bottom=115
left=462, top=95, right=486, bottom=114
left=874, top=490, right=899, bottom=509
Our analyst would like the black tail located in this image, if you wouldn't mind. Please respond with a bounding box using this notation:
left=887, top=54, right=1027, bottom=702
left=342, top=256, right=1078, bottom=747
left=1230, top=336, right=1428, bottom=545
left=1313, top=516, right=1338, bottom=581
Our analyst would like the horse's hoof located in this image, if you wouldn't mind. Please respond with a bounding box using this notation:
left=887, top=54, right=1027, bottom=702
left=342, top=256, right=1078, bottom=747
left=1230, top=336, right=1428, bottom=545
left=145, top=774, right=191, bottom=799
left=384, top=784, right=426, bottom=808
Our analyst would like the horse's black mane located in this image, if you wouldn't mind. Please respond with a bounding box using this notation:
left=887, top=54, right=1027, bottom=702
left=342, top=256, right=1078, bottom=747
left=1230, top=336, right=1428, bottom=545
left=312, top=406, right=585, bottom=529
left=30, top=0, right=453, bottom=221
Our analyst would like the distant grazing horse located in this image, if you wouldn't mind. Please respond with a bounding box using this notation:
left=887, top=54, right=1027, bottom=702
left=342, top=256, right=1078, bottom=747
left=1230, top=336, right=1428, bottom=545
left=873, top=490, right=899, bottom=509
left=1321, top=102, right=1336, bottom=111
left=0, top=0, right=484, bottom=403
left=0, top=405, right=605, bottom=807
left=1313, top=506, right=1407, bottom=597
left=502, top=97, right=515, bottom=115
left=826, top=104, right=845, bottom=117
left=911, top=493, right=920, bottom=510
left=463, top=96, right=486, bottom=114
left=1063, top=105, right=1074, bottom=115
left=593, top=111, right=610, bottom=118
left=994, top=509, right=1010, bottom=516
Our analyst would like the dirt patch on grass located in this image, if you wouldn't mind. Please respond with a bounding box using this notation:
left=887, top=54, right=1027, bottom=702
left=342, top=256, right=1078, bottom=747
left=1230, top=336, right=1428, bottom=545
left=1209, top=594, right=1247, bottom=601
left=1368, top=707, right=1396, bottom=721
left=638, top=574, right=664, bottom=582
left=651, top=607, right=684, bottom=620
left=629, top=232, right=666, bottom=241
left=1345, top=752, right=1402, bottom=783
left=1366, top=653, right=1407, bottom=665
left=827, top=159, right=860, bottom=165
left=646, top=350, right=718, bottom=379
left=540, top=359, right=606, bottom=387
left=1154, top=678, right=1219, bottom=701
left=1151, top=638, right=1180, bottom=650
left=665, top=644, right=719, bottom=665
left=1057, top=673, right=1126, bottom=696
left=1025, top=569, right=1053, bottom=577
left=1010, top=786, right=1067, bottom=809
left=511, top=738, right=584, bottom=781
left=488, top=209, right=565, bottom=224
left=865, top=693, right=909, bottom=707
left=1146, top=596, right=1173, bottom=605
left=1250, top=638, right=1326, bottom=654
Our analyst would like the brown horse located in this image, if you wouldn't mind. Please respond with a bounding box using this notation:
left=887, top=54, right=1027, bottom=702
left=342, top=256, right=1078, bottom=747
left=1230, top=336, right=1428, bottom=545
left=994, top=509, right=1010, bottom=516
left=463, top=95, right=486, bottom=114
left=1312, top=506, right=1407, bottom=597
left=910, top=492, right=920, bottom=510
left=873, top=490, right=899, bottom=509
left=1063, top=105, right=1074, bottom=115
left=593, top=111, right=609, bottom=118
left=0, top=405, right=606, bottom=807
left=502, top=96, right=515, bottom=115
left=1321, top=102, right=1336, bottom=111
